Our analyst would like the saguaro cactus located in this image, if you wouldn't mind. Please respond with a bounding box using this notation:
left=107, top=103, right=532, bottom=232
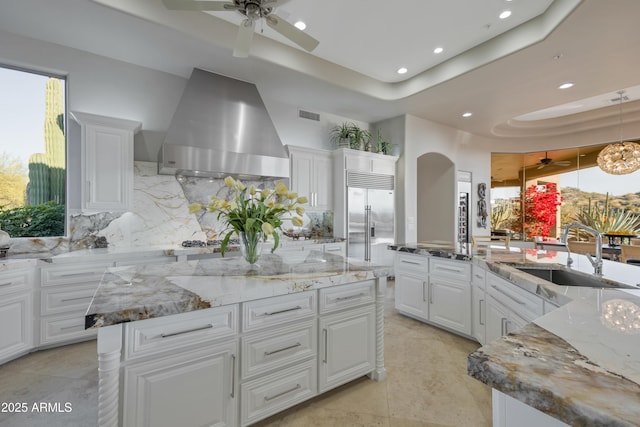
left=27, top=78, right=65, bottom=205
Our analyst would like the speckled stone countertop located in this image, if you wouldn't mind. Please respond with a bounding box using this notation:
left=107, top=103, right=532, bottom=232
left=466, top=247, right=640, bottom=426
left=85, top=250, right=387, bottom=329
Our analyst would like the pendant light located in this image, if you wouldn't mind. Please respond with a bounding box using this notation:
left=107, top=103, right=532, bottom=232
left=597, top=90, right=640, bottom=175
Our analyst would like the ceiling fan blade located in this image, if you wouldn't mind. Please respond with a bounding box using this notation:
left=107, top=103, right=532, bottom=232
left=553, top=161, right=572, bottom=166
left=162, top=0, right=237, bottom=11
left=537, top=164, right=546, bottom=170
left=265, top=14, right=319, bottom=52
left=233, top=19, right=255, bottom=58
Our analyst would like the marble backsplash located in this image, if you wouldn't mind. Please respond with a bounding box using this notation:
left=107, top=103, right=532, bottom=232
left=7, top=161, right=333, bottom=255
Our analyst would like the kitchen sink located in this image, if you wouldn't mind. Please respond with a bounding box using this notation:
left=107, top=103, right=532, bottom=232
left=514, top=266, right=637, bottom=289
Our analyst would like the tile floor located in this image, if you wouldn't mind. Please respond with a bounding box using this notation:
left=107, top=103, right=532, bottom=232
left=0, top=282, right=491, bottom=426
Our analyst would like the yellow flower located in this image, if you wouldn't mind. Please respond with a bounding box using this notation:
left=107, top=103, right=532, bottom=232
left=235, top=180, right=246, bottom=191
left=261, top=188, right=271, bottom=199
left=267, top=200, right=275, bottom=208
left=296, top=206, right=305, bottom=216
left=297, top=196, right=308, bottom=204
left=275, top=182, right=288, bottom=195
left=291, top=217, right=304, bottom=227
left=287, top=191, right=298, bottom=200
left=262, top=222, right=274, bottom=235
left=249, top=185, right=256, bottom=195
left=224, top=176, right=236, bottom=187
left=188, top=203, right=203, bottom=214
left=228, top=201, right=237, bottom=210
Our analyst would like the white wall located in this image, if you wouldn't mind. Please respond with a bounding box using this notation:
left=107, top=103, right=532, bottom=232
left=399, top=114, right=494, bottom=243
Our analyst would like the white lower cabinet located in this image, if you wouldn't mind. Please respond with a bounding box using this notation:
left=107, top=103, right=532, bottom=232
left=471, top=266, right=487, bottom=344
left=0, top=268, right=33, bottom=364
left=428, top=277, right=470, bottom=335
left=124, top=340, right=238, bottom=427
left=0, top=291, right=33, bottom=364
left=319, top=305, right=376, bottom=392
left=394, top=254, right=429, bottom=320
left=493, top=389, right=569, bottom=427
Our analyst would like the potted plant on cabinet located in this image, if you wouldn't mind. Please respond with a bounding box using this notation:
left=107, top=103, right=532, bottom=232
left=374, top=129, right=394, bottom=155
left=330, top=122, right=354, bottom=148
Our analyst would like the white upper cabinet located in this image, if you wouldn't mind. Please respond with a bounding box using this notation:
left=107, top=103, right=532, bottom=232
left=71, top=112, right=141, bottom=213
left=288, top=146, right=332, bottom=211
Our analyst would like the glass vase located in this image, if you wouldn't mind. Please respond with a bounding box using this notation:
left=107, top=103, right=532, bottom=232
left=240, top=231, right=263, bottom=265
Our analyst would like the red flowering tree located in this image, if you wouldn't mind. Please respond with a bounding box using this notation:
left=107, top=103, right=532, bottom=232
left=509, top=183, right=563, bottom=239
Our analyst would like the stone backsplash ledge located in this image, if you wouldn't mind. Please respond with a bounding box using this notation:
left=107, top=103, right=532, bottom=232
left=7, top=161, right=333, bottom=255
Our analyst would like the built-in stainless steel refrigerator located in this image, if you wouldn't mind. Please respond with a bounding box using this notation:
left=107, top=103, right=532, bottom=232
left=346, top=171, right=395, bottom=264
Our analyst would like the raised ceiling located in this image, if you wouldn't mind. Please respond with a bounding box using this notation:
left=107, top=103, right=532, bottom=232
left=2, top=0, right=640, bottom=146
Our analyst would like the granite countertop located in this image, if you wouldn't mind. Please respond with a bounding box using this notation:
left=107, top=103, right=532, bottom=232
left=85, top=250, right=387, bottom=329
left=467, top=247, right=640, bottom=426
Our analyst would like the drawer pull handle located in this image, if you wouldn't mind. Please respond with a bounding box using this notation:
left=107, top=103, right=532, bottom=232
left=61, top=296, right=93, bottom=303
left=0, top=282, right=13, bottom=287
left=60, top=324, right=83, bottom=331
left=474, top=274, right=484, bottom=279
left=490, top=285, right=526, bottom=305
left=264, top=384, right=301, bottom=402
left=326, top=247, right=342, bottom=252
left=160, top=323, right=214, bottom=338
left=264, top=342, right=302, bottom=356
left=335, top=293, right=365, bottom=302
left=437, top=266, right=463, bottom=273
left=264, top=306, right=302, bottom=316
left=401, top=260, right=422, bottom=265
left=60, top=272, right=101, bottom=278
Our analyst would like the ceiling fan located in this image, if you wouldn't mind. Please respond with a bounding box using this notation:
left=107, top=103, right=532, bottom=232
left=535, top=152, right=572, bottom=170
left=162, top=0, right=319, bottom=58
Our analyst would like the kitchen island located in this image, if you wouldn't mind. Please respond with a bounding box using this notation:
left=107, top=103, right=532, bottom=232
left=389, top=243, right=640, bottom=426
left=86, top=250, right=388, bottom=427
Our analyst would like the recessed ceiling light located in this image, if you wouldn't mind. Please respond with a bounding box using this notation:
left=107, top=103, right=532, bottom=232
left=433, top=47, right=444, bottom=54
left=558, top=82, right=574, bottom=89
left=397, top=67, right=408, bottom=75
left=462, top=112, right=473, bottom=118
left=294, top=21, right=306, bottom=30
left=499, top=10, right=512, bottom=19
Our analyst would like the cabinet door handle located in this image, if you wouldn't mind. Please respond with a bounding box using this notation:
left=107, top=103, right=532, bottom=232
left=86, top=180, right=91, bottom=202
left=264, top=342, right=301, bottom=356
left=264, top=384, right=301, bottom=402
left=490, top=285, right=526, bottom=306
left=479, top=299, right=485, bottom=326
left=501, top=317, right=507, bottom=335
left=160, top=323, right=213, bottom=338
left=335, top=293, right=365, bottom=302
left=422, top=281, right=426, bottom=302
left=429, top=284, right=433, bottom=304
left=0, top=281, right=13, bottom=287
left=401, top=259, right=422, bottom=265
left=322, top=328, right=328, bottom=363
left=263, top=306, right=302, bottom=316
left=230, top=354, right=236, bottom=398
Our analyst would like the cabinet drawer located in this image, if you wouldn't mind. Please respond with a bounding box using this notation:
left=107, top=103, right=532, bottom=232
left=241, top=321, right=316, bottom=380
left=429, top=258, right=471, bottom=282
left=41, top=262, right=112, bottom=286
left=487, top=273, right=543, bottom=322
left=41, top=284, right=98, bottom=315
left=242, top=291, right=316, bottom=333
left=0, top=269, right=32, bottom=295
left=40, top=313, right=97, bottom=346
left=124, top=305, right=238, bottom=361
left=241, top=359, right=316, bottom=426
left=319, top=281, right=375, bottom=314
left=395, top=253, right=428, bottom=274
left=471, top=265, right=486, bottom=289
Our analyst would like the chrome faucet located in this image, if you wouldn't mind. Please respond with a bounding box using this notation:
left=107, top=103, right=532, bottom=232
left=561, top=222, right=603, bottom=276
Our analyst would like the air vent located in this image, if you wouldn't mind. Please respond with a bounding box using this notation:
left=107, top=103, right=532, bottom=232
left=347, top=171, right=394, bottom=190
left=299, top=109, right=320, bottom=121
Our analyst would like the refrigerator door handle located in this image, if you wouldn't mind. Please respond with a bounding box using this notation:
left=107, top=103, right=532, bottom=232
left=365, top=205, right=372, bottom=261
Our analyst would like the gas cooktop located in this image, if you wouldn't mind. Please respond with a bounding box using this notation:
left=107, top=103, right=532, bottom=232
left=181, top=239, right=240, bottom=247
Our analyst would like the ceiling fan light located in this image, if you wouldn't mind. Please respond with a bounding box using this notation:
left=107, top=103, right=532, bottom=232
left=294, top=21, right=306, bottom=30
left=499, top=10, right=512, bottom=19
left=597, top=142, right=640, bottom=175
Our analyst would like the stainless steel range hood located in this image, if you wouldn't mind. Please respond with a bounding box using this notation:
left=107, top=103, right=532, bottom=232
left=158, top=68, right=289, bottom=180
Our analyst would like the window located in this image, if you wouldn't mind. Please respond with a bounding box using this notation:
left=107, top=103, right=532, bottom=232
left=0, top=66, right=66, bottom=237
